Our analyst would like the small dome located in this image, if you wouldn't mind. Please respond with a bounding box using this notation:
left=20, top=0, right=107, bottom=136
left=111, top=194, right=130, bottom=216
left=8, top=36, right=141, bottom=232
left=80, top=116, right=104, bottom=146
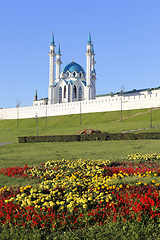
left=61, top=61, right=85, bottom=74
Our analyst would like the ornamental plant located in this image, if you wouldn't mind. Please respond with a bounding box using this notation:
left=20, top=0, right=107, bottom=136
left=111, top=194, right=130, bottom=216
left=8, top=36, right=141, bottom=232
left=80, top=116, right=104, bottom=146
left=77, top=129, right=102, bottom=135
left=0, top=154, right=160, bottom=234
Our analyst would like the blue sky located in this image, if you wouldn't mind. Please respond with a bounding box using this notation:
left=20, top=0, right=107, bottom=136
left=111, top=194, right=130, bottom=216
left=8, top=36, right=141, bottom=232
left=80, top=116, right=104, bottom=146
left=0, top=0, right=160, bottom=108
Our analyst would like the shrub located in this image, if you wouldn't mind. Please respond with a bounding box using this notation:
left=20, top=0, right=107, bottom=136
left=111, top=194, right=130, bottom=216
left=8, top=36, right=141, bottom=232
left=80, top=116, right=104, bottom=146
left=18, top=132, right=160, bottom=143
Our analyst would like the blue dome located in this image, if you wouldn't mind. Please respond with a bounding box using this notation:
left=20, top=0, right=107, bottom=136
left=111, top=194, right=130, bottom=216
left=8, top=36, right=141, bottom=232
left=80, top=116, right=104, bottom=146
left=61, top=61, right=85, bottom=74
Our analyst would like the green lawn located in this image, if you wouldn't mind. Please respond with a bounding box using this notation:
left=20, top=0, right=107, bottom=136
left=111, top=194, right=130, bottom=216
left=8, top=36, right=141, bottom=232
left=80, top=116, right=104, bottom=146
left=1, top=140, right=160, bottom=168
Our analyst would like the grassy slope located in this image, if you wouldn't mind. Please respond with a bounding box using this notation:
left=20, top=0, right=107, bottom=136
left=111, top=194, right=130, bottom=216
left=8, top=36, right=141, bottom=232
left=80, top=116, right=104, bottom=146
left=0, top=108, right=160, bottom=143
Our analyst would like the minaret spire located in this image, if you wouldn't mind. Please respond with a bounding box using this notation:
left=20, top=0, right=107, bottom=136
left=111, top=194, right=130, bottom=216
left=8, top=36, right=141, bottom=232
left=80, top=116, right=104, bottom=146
left=51, top=32, right=55, bottom=46
left=88, top=31, right=92, bottom=45
left=57, top=42, right=61, bottom=55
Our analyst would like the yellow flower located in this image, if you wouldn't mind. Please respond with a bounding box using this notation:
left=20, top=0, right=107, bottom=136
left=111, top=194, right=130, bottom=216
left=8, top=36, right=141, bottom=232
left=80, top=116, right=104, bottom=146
left=88, top=197, right=92, bottom=201
left=49, top=201, right=55, bottom=207
left=83, top=204, right=87, bottom=208
left=82, top=199, right=88, bottom=204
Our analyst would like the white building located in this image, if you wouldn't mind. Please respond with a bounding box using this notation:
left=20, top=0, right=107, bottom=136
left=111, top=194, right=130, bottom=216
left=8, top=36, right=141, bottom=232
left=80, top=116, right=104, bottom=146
left=1, top=33, right=160, bottom=120
left=46, top=32, right=96, bottom=106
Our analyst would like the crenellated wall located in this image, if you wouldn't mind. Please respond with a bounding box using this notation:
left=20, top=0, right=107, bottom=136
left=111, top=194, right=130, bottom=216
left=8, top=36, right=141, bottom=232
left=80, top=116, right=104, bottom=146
left=0, top=89, right=160, bottom=120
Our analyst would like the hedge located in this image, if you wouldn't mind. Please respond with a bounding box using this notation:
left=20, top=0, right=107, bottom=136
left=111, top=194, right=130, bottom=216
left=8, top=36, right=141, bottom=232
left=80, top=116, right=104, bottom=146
left=18, top=132, right=160, bottom=143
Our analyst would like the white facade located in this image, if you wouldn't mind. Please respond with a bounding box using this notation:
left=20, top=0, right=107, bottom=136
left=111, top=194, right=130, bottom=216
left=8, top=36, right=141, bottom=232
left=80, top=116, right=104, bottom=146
left=0, top=33, right=160, bottom=120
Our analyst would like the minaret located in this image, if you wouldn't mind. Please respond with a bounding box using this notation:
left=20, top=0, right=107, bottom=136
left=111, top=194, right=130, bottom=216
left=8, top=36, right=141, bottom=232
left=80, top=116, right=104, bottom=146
left=48, top=32, right=56, bottom=104
left=91, top=44, right=96, bottom=99
left=85, top=32, right=93, bottom=101
left=56, top=43, right=62, bottom=80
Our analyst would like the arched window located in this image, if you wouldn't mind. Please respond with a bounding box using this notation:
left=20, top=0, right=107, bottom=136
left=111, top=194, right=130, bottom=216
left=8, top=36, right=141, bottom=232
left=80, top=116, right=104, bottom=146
left=73, top=72, right=76, bottom=77
left=79, top=86, right=82, bottom=101
left=73, top=85, right=76, bottom=99
left=64, top=86, right=66, bottom=98
left=59, top=87, right=62, bottom=103
left=68, top=84, right=70, bottom=102
left=67, top=72, right=69, bottom=77
left=79, top=72, right=82, bottom=77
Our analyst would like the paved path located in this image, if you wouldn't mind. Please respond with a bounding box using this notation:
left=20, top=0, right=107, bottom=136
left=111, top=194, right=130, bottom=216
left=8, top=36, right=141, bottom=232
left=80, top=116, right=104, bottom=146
left=121, top=125, right=160, bottom=133
left=0, top=143, right=12, bottom=145
left=111, top=107, right=160, bottom=123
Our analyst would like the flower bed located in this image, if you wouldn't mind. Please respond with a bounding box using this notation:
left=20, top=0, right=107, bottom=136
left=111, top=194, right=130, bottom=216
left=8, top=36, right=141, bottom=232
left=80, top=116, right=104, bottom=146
left=77, top=129, right=102, bottom=135
left=0, top=154, right=160, bottom=233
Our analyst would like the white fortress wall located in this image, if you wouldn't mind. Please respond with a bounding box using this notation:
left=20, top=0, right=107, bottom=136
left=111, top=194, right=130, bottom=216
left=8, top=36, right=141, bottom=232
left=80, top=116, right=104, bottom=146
left=0, top=89, right=160, bottom=120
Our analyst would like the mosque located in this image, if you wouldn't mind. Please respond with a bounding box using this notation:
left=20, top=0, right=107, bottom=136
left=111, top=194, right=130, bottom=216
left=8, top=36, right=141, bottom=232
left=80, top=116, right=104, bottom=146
left=0, top=32, right=160, bottom=120
left=33, top=32, right=96, bottom=106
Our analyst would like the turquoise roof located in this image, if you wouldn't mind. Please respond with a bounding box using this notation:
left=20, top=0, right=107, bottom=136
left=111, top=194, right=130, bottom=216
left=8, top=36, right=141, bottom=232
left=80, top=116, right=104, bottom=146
left=88, top=32, right=92, bottom=45
left=57, top=43, right=61, bottom=55
left=50, top=32, right=55, bottom=46
left=61, top=61, right=85, bottom=74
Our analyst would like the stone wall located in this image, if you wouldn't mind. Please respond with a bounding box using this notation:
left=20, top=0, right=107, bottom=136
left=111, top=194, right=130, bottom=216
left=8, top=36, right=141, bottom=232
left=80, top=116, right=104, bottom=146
left=0, top=89, right=159, bottom=120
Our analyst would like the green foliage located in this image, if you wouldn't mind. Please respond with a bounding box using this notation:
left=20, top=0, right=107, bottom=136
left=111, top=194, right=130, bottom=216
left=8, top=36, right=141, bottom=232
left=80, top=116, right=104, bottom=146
left=18, top=132, right=160, bottom=143
left=0, top=220, right=159, bottom=239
